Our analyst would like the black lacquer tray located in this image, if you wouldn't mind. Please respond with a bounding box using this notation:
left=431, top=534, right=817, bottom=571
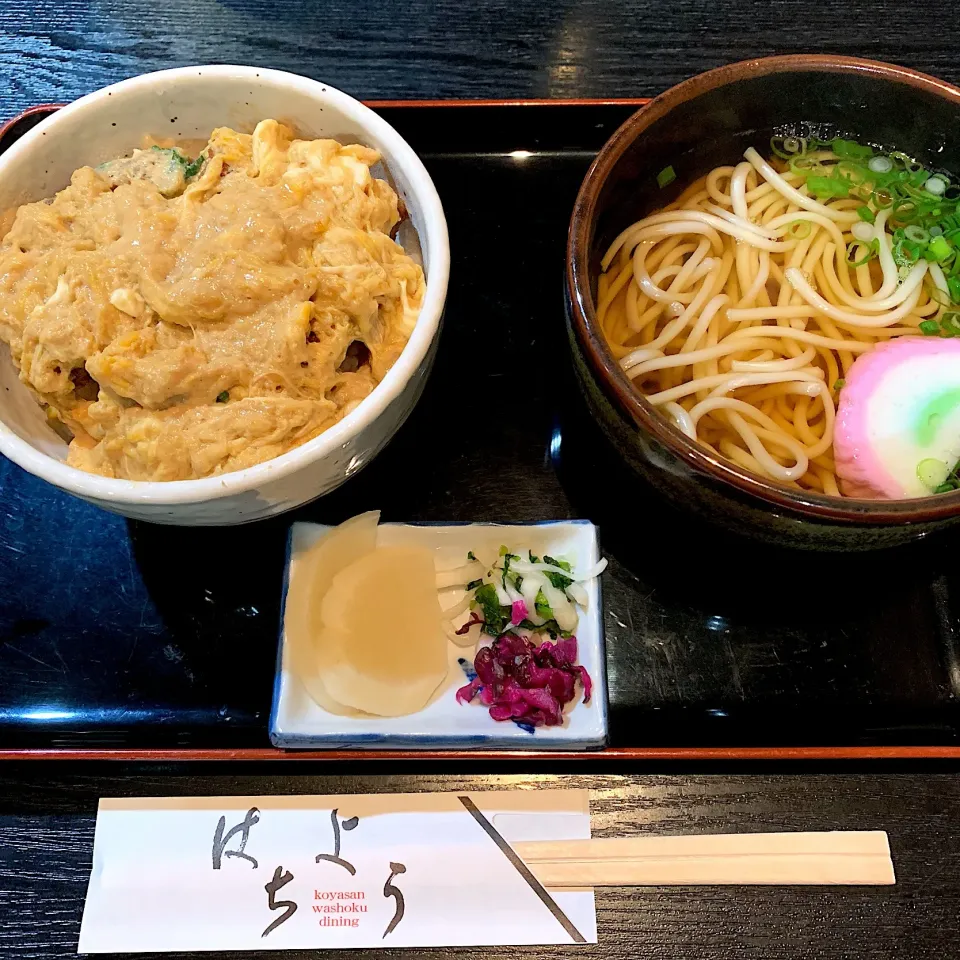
left=2, top=100, right=960, bottom=761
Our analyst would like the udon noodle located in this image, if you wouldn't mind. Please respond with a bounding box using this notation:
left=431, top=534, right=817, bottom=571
left=597, top=145, right=944, bottom=496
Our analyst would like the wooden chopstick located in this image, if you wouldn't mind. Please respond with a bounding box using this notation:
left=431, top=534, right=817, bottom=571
left=512, top=831, right=895, bottom=886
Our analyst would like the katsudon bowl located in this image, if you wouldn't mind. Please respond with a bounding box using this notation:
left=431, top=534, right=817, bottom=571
left=0, top=66, right=449, bottom=525
left=566, top=55, right=960, bottom=550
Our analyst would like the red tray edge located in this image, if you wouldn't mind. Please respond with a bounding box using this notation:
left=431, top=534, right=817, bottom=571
left=364, top=98, right=652, bottom=108
left=1, top=745, right=959, bottom=762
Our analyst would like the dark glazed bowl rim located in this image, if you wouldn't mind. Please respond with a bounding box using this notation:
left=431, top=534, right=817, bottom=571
left=567, top=54, right=960, bottom=525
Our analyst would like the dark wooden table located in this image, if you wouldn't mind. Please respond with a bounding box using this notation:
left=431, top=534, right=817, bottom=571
left=5, top=2, right=960, bottom=958
left=3, top=0, right=960, bottom=110
left=2, top=764, right=959, bottom=959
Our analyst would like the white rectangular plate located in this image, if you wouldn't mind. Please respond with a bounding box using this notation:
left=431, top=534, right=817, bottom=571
left=270, top=521, right=607, bottom=750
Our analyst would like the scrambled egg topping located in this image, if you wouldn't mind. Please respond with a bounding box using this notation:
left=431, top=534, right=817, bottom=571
left=0, top=120, right=425, bottom=480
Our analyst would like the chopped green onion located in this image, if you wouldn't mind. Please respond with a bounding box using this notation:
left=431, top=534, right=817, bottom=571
left=929, top=235, right=953, bottom=262
left=872, top=188, right=894, bottom=208
left=918, top=458, right=950, bottom=490
left=831, top=137, right=874, bottom=160
left=934, top=464, right=960, bottom=493
left=893, top=237, right=921, bottom=266
left=216, top=390, right=229, bottom=403
left=770, top=135, right=805, bottom=160
left=903, top=184, right=939, bottom=204
left=182, top=153, right=205, bottom=179
left=920, top=319, right=941, bottom=335
left=789, top=155, right=823, bottom=176
left=890, top=152, right=923, bottom=175
left=941, top=312, right=960, bottom=336
left=806, top=175, right=850, bottom=199
left=788, top=220, right=812, bottom=239
left=656, top=165, right=676, bottom=188
left=891, top=199, right=918, bottom=225
left=846, top=240, right=877, bottom=266
left=786, top=138, right=960, bottom=316
left=929, top=284, right=953, bottom=306
left=833, top=378, right=846, bottom=391
left=836, top=160, right=868, bottom=185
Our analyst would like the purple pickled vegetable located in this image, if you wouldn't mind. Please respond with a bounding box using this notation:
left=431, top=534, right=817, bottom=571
left=473, top=644, right=503, bottom=686
left=490, top=702, right=525, bottom=721
left=552, top=636, right=578, bottom=666
left=495, top=632, right=530, bottom=665
left=517, top=686, right=563, bottom=725
left=456, top=677, right=482, bottom=705
left=455, top=632, right=592, bottom=728
left=455, top=612, right=483, bottom=636
left=577, top=665, right=593, bottom=703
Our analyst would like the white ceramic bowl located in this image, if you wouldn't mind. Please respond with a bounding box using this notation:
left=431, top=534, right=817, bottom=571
left=0, top=66, right=449, bottom=524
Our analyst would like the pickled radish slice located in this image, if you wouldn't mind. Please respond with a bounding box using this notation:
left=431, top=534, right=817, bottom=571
left=283, top=511, right=380, bottom=716
left=315, top=545, right=448, bottom=716
left=295, top=660, right=370, bottom=718
left=835, top=337, right=960, bottom=498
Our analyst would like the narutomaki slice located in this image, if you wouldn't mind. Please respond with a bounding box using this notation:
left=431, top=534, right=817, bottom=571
left=835, top=337, right=960, bottom=498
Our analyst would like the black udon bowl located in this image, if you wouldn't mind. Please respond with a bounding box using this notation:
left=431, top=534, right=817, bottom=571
left=566, top=54, right=960, bottom=551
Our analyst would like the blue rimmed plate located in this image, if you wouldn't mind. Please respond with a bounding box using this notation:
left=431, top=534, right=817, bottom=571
left=270, top=520, right=607, bottom=750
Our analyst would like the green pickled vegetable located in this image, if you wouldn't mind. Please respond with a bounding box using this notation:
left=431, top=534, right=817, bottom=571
left=534, top=589, right=554, bottom=622
left=542, top=555, right=573, bottom=590
left=472, top=583, right=510, bottom=637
